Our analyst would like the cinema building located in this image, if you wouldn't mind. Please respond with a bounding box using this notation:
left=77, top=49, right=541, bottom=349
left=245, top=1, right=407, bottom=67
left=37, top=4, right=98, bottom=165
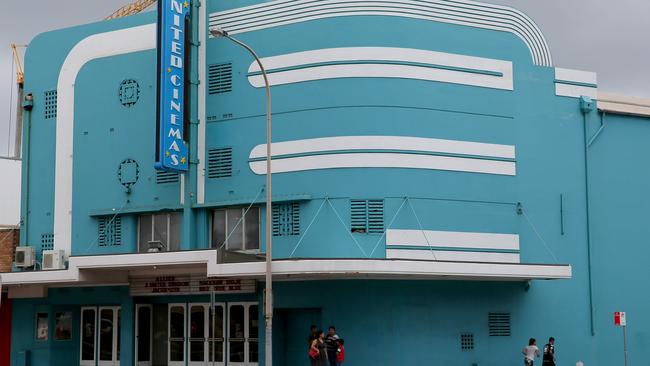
left=2, top=0, right=650, bottom=365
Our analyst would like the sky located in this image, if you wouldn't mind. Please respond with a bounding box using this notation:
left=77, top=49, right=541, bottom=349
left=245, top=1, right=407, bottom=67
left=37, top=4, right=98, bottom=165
left=0, top=0, right=648, bottom=156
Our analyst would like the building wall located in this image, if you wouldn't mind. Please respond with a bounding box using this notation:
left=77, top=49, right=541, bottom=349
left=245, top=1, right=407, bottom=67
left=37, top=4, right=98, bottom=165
left=0, top=158, right=21, bottom=227
left=0, top=229, right=19, bottom=273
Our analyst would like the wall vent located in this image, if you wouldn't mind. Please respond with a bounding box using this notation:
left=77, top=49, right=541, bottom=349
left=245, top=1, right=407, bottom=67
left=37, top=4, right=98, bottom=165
left=119, top=79, right=140, bottom=107
left=350, top=199, right=384, bottom=234
left=118, top=158, right=140, bottom=189
left=156, top=170, right=180, bottom=184
left=461, top=333, right=474, bottom=350
left=208, top=62, right=233, bottom=95
left=41, top=233, right=54, bottom=251
left=488, top=312, right=511, bottom=336
left=273, top=202, right=300, bottom=236
left=208, top=147, right=233, bottom=179
left=98, top=216, right=122, bottom=246
left=44, top=90, right=57, bottom=119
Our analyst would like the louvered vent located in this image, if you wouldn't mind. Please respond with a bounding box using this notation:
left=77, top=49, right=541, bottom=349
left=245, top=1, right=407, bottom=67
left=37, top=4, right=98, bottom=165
left=41, top=233, right=54, bottom=251
left=208, top=147, right=233, bottom=179
left=156, top=170, right=180, bottom=184
left=44, top=90, right=57, bottom=119
left=98, top=216, right=122, bottom=246
left=461, top=333, right=474, bottom=350
left=488, top=313, right=511, bottom=336
left=273, top=202, right=300, bottom=236
left=350, top=199, right=384, bottom=234
left=208, top=63, right=233, bottom=95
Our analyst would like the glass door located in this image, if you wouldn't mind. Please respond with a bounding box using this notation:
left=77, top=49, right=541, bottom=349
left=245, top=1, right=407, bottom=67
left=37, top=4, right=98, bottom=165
left=80, top=307, right=97, bottom=366
left=98, top=306, right=121, bottom=366
left=188, top=304, right=209, bottom=366
left=135, top=305, right=152, bottom=366
left=168, top=304, right=186, bottom=366
left=209, top=303, right=226, bottom=366
left=228, top=302, right=259, bottom=366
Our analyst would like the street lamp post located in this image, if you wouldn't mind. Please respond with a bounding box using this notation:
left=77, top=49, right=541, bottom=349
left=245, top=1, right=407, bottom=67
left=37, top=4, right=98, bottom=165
left=210, top=28, right=273, bottom=366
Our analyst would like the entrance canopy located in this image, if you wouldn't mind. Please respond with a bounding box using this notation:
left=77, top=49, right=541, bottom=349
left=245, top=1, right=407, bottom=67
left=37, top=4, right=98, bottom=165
left=1, top=249, right=571, bottom=296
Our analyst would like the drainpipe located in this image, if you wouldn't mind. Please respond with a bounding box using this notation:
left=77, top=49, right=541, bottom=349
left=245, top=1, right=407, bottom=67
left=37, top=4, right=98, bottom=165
left=19, top=93, right=33, bottom=247
left=580, top=95, right=596, bottom=336
left=13, top=81, right=24, bottom=159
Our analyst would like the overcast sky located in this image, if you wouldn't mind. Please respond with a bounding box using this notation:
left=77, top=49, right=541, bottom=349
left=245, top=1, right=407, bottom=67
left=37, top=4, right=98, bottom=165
left=1, top=0, right=648, bottom=156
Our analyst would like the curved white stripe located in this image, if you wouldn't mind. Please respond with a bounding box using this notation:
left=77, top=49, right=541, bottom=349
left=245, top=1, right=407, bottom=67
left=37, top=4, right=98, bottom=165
left=249, top=153, right=516, bottom=175
left=247, top=47, right=512, bottom=90
left=249, top=63, right=512, bottom=89
left=210, top=0, right=551, bottom=66
left=247, top=46, right=510, bottom=74
left=249, top=136, right=515, bottom=159
left=55, top=24, right=156, bottom=255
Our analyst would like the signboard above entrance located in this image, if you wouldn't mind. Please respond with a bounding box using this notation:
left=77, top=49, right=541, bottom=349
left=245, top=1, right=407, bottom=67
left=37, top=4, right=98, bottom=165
left=155, top=0, right=190, bottom=172
left=130, top=276, right=256, bottom=296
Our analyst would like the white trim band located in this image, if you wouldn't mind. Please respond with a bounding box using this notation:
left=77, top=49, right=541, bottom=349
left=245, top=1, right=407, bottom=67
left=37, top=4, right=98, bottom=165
left=554, top=67, right=598, bottom=99
left=249, top=152, right=516, bottom=175
left=210, top=0, right=552, bottom=66
left=249, top=135, right=516, bottom=176
left=247, top=47, right=514, bottom=90
left=249, top=135, right=515, bottom=160
left=386, top=229, right=519, bottom=250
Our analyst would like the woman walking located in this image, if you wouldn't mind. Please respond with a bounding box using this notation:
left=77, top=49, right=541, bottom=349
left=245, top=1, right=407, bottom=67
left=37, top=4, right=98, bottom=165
left=310, top=330, right=329, bottom=366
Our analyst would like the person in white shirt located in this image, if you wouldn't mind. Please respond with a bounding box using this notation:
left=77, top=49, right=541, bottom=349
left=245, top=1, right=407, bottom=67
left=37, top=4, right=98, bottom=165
left=522, top=338, right=541, bottom=366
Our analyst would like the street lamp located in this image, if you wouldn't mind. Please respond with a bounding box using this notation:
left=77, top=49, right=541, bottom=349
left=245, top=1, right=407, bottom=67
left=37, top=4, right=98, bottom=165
left=210, top=27, right=274, bottom=366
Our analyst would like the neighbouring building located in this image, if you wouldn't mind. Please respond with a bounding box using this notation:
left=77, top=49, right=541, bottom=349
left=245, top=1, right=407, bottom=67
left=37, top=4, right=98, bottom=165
left=1, top=1, right=650, bottom=365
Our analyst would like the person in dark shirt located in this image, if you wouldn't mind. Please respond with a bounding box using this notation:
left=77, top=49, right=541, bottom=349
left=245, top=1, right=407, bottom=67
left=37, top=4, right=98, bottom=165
left=325, top=326, right=339, bottom=366
left=542, top=337, right=556, bottom=366
left=308, top=324, right=318, bottom=347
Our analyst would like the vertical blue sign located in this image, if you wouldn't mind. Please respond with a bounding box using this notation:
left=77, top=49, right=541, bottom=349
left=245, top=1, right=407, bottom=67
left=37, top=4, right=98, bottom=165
left=155, top=0, right=190, bottom=171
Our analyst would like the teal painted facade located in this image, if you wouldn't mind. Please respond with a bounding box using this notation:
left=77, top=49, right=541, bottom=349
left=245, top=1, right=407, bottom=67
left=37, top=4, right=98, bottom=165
left=5, top=0, right=650, bottom=365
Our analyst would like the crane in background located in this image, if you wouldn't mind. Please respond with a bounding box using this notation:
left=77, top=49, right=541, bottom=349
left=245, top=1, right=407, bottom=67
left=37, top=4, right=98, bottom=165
left=106, top=0, right=157, bottom=20
left=6, top=1, right=156, bottom=158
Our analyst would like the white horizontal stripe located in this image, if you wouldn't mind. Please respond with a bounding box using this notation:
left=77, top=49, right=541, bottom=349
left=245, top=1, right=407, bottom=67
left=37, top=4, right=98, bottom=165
left=209, top=0, right=552, bottom=66
left=249, top=152, right=516, bottom=175
left=555, top=83, right=598, bottom=99
left=249, top=136, right=515, bottom=160
left=386, top=249, right=520, bottom=263
left=387, top=229, right=519, bottom=250
left=211, top=259, right=571, bottom=280
left=246, top=47, right=513, bottom=90
left=555, top=67, right=597, bottom=85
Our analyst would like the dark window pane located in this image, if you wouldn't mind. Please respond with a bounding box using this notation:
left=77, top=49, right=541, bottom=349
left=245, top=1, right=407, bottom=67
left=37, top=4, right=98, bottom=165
left=169, top=213, right=181, bottom=251
left=212, top=210, right=226, bottom=248
left=226, top=209, right=243, bottom=250
left=229, top=341, right=245, bottom=362
left=99, top=309, right=114, bottom=361
left=190, top=306, right=205, bottom=338
left=153, top=214, right=169, bottom=249
left=170, top=341, right=184, bottom=361
left=169, top=306, right=185, bottom=338
left=137, top=307, right=151, bottom=362
left=117, top=309, right=121, bottom=361
left=55, top=312, right=72, bottom=340
left=81, top=309, right=95, bottom=361
left=139, top=215, right=152, bottom=252
left=245, top=208, right=260, bottom=250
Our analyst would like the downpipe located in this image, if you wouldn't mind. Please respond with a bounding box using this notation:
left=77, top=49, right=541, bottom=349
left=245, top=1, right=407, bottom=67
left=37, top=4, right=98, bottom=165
left=20, top=93, right=33, bottom=246
left=580, top=96, right=596, bottom=336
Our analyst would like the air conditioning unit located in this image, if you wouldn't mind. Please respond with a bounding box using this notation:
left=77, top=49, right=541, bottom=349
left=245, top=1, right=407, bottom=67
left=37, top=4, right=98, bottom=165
left=42, top=250, right=66, bottom=270
left=14, top=246, right=35, bottom=268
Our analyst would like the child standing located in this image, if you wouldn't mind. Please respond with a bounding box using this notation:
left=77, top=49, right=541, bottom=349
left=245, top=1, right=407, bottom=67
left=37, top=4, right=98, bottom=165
left=336, top=339, right=345, bottom=365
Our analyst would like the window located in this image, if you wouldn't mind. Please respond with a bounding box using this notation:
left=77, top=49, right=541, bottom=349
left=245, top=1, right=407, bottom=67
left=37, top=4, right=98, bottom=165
left=55, top=312, right=73, bottom=340
left=138, top=212, right=181, bottom=252
left=36, top=312, right=48, bottom=341
left=212, top=208, right=260, bottom=251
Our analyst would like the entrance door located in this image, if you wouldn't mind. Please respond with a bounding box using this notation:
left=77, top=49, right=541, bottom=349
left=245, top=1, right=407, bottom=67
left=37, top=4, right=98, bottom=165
left=208, top=303, right=226, bottom=366
left=80, top=306, right=120, bottom=366
left=228, top=302, right=259, bottom=366
left=188, top=303, right=209, bottom=366
left=168, top=303, right=186, bottom=366
left=135, top=305, right=152, bottom=366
